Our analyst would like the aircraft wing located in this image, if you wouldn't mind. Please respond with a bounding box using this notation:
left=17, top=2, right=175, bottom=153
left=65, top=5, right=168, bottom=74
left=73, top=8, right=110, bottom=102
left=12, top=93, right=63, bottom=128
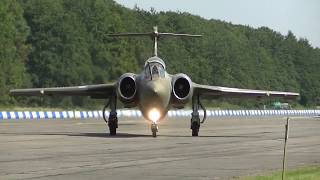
left=193, top=83, right=299, bottom=99
left=10, top=83, right=116, bottom=99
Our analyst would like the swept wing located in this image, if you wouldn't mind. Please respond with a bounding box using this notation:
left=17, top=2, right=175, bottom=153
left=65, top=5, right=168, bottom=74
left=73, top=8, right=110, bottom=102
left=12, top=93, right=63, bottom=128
left=10, top=83, right=116, bottom=99
left=193, top=83, right=299, bottom=99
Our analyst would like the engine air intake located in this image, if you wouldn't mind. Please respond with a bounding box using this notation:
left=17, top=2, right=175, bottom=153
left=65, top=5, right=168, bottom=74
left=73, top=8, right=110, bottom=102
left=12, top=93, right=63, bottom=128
left=174, top=78, right=190, bottom=99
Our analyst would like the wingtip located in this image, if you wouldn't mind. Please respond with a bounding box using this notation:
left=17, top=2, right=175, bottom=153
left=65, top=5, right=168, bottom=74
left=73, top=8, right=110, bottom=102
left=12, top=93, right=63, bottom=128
left=9, top=89, right=15, bottom=96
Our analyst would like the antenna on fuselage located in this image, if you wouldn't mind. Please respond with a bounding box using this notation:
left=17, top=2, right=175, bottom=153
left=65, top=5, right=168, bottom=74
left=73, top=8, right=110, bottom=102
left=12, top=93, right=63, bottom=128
left=107, top=26, right=202, bottom=57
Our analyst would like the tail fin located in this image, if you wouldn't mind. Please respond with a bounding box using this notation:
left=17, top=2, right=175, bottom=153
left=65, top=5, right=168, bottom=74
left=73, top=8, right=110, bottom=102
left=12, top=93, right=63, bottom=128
left=107, top=26, right=202, bottom=56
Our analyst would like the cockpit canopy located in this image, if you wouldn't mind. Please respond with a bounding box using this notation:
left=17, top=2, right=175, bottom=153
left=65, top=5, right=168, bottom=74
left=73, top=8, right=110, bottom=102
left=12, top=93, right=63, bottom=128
left=144, top=57, right=166, bottom=80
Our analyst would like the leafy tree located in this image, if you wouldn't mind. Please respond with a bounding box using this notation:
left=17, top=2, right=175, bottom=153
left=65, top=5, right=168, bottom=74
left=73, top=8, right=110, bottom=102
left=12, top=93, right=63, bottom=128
left=2, top=0, right=319, bottom=108
left=0, top=0, right=30, bottom=105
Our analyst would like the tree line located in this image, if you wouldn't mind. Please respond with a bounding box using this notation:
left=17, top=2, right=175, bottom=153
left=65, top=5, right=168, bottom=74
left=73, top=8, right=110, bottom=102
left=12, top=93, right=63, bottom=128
left=0, top=0, right=319, bottom=109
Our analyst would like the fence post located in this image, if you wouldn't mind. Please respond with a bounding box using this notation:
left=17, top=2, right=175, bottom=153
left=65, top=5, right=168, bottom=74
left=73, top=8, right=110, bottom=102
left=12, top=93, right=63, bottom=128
left=282, top=117, right=290, bottom=180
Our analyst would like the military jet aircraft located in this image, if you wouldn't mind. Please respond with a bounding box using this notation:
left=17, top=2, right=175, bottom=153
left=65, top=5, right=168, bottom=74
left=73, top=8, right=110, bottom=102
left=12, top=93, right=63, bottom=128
left=10, top=26, right=299, bottom=137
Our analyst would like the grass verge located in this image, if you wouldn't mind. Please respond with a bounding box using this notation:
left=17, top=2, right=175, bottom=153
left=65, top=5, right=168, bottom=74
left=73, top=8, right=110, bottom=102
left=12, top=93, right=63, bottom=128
left=239, top=166, right=320, bottom=180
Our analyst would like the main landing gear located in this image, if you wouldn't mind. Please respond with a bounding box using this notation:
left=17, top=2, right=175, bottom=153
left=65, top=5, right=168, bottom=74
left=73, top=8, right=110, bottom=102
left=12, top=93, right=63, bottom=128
left=103, top=95, right=118, bottom=136
left=191, top=94, right=207, bottom=136
left=151, top=122, right=158, bottom=137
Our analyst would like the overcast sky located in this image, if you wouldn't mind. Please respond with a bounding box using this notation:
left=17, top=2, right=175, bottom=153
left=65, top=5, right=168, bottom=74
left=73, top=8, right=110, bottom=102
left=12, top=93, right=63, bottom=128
left=115, top=0, right=320, bottom=48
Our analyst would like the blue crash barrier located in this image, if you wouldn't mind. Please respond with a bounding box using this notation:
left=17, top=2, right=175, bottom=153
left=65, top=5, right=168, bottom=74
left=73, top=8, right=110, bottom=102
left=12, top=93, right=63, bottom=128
left=0, top=109, right=319, bottom=120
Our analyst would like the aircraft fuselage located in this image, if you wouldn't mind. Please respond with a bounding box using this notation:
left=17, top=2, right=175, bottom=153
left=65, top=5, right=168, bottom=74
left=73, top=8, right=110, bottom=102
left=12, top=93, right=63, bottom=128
left=137, top=73, right=172, bottom=122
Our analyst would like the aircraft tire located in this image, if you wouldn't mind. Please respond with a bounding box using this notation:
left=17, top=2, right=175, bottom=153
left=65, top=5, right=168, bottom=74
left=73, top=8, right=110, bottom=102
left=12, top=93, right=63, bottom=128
left=151, top=124, right=158, bottom=137
left=109, top=121, right=117, bottom=136
left=152, top=130, right=157, bottom=137
left=110, top=126, right=116, bottom=135
left=191, top=122, right=199, bottom=136
left=192, top=128, right=199, bottom=136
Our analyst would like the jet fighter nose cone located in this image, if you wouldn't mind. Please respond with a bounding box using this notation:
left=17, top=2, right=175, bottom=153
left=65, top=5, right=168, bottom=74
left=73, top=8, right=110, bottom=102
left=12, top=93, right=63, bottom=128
left=145, top=81, right=154, bottom=92
left=148, top=81, right=163, bottom=97
left=151, top=85, right=158, bottom=94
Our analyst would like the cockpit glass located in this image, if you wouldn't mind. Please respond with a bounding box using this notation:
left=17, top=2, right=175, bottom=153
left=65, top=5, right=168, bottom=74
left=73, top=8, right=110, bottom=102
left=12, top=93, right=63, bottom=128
left=152, top=66, right=159, bottom=77
left=145, top=62, right=165, bottom=80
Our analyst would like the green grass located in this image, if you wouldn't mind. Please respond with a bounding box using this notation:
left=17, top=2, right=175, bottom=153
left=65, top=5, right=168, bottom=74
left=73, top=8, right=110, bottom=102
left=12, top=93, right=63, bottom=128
left=240, top=166, right=320, bottom=180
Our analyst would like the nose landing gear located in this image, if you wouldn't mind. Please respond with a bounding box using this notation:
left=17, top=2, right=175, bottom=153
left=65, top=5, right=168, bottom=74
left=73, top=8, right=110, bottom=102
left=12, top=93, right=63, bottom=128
left=151, top=122, right=158, bottom=137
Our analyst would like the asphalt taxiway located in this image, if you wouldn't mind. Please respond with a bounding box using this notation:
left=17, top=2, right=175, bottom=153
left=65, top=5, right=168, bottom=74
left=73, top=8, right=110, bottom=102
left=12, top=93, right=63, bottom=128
left=0, top=116, right=319, bottom=179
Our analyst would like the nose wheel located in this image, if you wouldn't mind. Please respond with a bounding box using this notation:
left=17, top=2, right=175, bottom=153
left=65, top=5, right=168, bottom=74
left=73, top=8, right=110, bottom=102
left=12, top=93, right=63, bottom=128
left=151, top=123, right=158, bottom=137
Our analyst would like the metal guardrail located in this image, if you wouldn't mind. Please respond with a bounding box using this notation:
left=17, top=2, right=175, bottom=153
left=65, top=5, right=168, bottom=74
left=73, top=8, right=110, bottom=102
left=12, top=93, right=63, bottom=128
left=0, top=109, right=319, bottom=120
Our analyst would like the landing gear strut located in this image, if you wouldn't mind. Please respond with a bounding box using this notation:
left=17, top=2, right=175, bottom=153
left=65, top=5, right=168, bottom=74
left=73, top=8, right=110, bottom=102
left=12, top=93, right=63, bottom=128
left=151, top=122, right=158, bottom=137
left=103, top=95, right=118, bottom=136
left=191, top=94, right=206, bottom=136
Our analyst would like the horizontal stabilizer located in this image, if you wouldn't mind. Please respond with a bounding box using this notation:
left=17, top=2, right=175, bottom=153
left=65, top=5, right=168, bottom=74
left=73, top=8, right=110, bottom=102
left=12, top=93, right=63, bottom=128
left=107, top=26, right=202, bottom=56
left=107, top=32, right=202, bottom=38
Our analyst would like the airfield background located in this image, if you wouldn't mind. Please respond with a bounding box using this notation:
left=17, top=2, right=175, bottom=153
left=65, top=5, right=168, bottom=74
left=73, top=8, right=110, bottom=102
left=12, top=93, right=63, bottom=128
left=1, top=0, right=319, bottom=109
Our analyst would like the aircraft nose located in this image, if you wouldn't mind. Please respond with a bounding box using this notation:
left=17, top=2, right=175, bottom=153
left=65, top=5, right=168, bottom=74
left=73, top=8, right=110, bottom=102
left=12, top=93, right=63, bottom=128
left=148, top=82, right=160, bottom=95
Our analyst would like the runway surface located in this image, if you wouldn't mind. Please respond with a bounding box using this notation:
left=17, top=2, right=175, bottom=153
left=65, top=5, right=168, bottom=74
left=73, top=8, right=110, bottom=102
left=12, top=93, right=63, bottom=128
left=0, top=116, right=319, bottom=179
